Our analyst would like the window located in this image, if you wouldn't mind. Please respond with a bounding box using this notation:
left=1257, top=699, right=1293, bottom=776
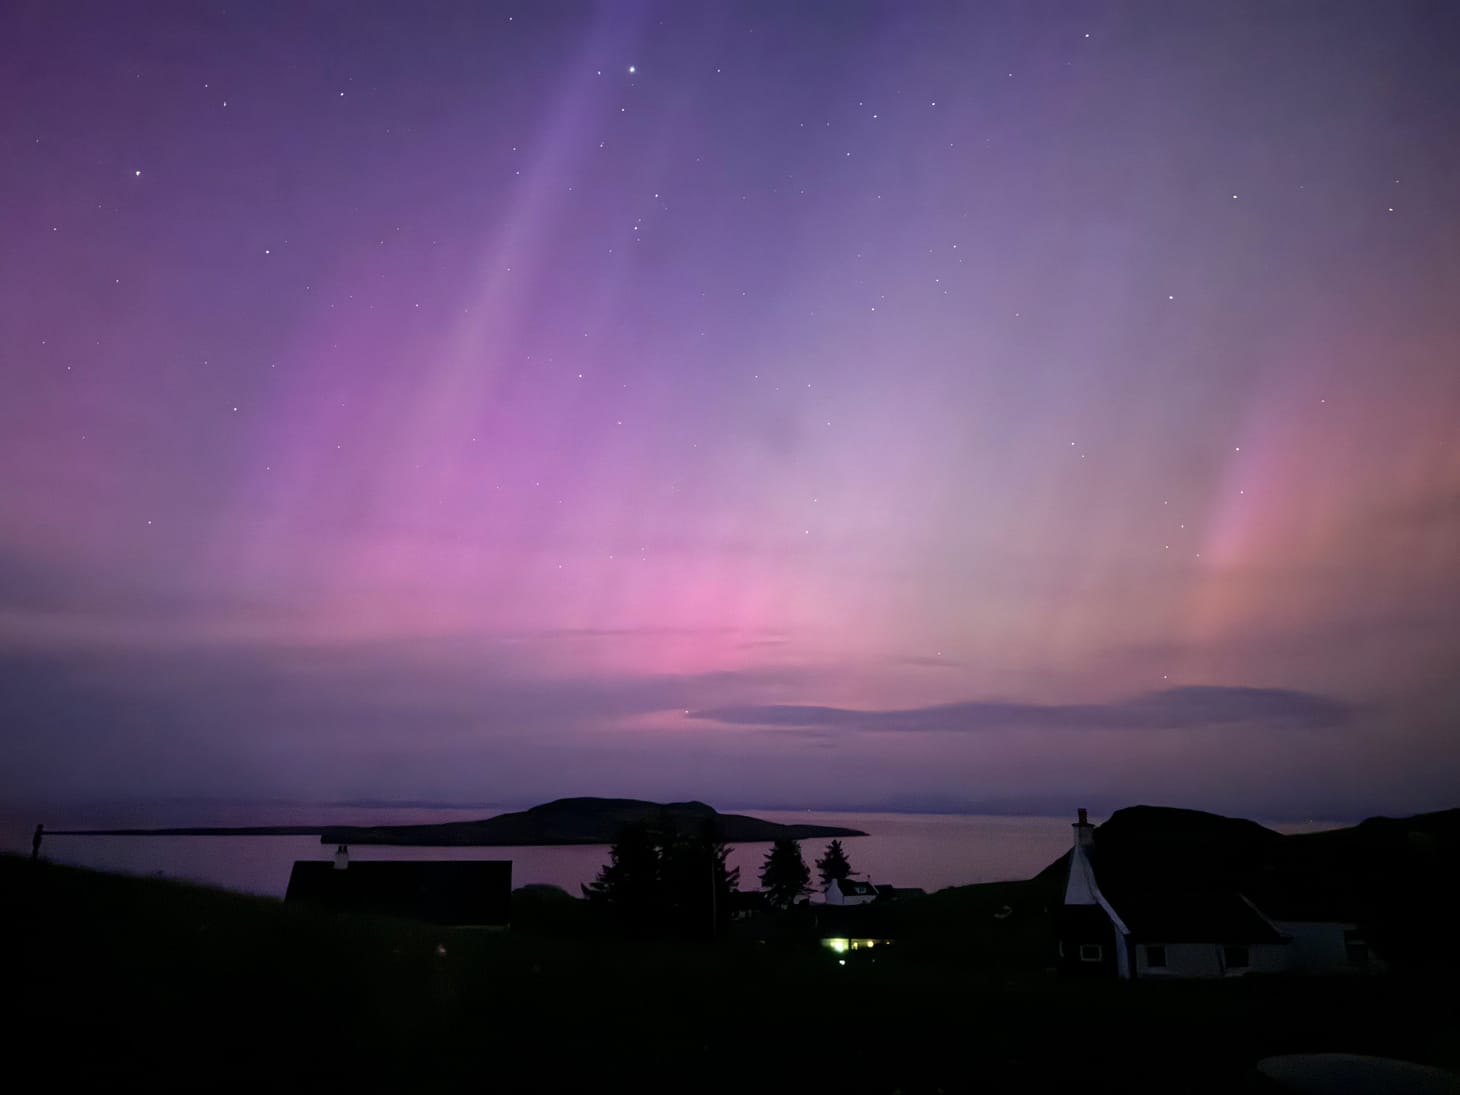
left=1223, top=945, right=1249, bottom=969
left=1079, top=943, right=1103, bottom=962
left=1145, top=944, right=1167, bottom=968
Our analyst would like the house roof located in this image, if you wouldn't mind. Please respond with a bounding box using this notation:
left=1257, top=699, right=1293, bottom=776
left=873, top=885, right=926, bottom=901
left=833, top=878, right=878, bottom=897
left=1239, top=871, right=1370, bottom=924
left=285, top=860, right=511, bottom=926
left=1083, top=848, right=1284, bottom=944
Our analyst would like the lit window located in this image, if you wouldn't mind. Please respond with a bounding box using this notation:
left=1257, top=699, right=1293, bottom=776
left=1145, top=945, right=1166, bottom=968
left=1079, top=944, right=1102, bottom=962
left=1223, top=945, right=1249, bottom=968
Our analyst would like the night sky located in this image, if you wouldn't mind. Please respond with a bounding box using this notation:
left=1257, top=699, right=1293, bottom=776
left=3, top=2, right=1458, bottom=818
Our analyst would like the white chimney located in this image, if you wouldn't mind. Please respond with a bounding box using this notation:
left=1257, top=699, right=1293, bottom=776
left=1064, top=808, right=1100, bottom=905
left=1073, top=808, right=1095, bottom=849
left=333, top=844, right=349, bottom=870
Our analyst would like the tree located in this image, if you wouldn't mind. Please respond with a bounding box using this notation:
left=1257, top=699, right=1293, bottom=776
left=584, top=818, right=740, bottom=938
left=660, top=819, right=741, bottom=939
left=758, top=838, right=811, bottom=909
left=815, top=839, right=853, bottom=888
left=582, top=821, right=661, bottom=931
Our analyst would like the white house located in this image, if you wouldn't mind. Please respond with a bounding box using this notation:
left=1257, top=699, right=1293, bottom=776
left=1272, top=920, right=1369, bottom=973
left=1057, top=807, right=1288, bottom=979
left=1255, top=887, right=1383, bottom=975
left=824, top=877, right=879, bottom=906
left=1056, top=808, right=1376, bottom=979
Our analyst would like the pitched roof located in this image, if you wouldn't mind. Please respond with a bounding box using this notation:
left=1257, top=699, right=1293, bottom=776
left=285, top=860, right=511, bottom=926
left=832, top=878, right=878, bottom=897
left=1084, top=847, right=1283, bottom=943
left=873, top=885, right=926, bottom=901
left=1239, top=871, right=1370, bottom=923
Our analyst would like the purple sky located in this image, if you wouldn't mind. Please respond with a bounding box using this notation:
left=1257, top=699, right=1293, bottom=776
left=3, top=2, right=1458, bottom=819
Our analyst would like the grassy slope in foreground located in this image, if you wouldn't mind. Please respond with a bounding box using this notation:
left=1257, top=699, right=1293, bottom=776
left=4, top=855, right=1457, bottom=1093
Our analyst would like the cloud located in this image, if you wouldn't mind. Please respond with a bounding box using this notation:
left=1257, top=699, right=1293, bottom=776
left=687, top=685, right=1353, bottom=733
left=0, top=634, right=816, bottom=801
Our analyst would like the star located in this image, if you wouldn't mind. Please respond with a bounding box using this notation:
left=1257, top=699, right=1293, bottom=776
left=627, top=65, right=636, bottom=74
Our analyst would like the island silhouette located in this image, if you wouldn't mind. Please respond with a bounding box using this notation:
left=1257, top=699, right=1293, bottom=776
left=51, top=796, right=868, bottom=846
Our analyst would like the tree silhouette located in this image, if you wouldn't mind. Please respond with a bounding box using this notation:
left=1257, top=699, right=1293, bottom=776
left=582, top=821, right=661, bottom=931
left=585, top=818, right=740, bottom=937
left=815, top=838, right=853, bottom=888
left=660, top=819, right=741, bottom=939
left=758, top=838, right=811, bottom=909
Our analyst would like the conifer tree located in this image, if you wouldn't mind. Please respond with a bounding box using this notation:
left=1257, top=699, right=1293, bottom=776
left=585, top=818, right=740, bottom=937
left=758, top=838, right=811, bottom=909
left=815, top=838, right=853, bottom=888
left=582, top=821, right=661, bottom=930
left=660, top=819, right=741, bottom=938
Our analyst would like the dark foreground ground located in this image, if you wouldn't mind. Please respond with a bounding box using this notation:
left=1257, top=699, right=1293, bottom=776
left=3, top=855, right=1456, bottom=1094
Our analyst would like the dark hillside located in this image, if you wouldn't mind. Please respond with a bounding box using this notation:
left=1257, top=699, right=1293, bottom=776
left=4, top=855, right=1457, bottom=1092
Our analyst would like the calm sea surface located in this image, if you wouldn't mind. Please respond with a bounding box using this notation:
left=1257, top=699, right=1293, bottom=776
left=0, top=804, right=1343, bottom=899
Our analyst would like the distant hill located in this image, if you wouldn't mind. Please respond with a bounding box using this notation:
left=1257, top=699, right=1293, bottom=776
left=317, top=798, right=866, bottom=846
left=1034, top=803, right=1460, bottom=882
left=1032, top=804, right=1283, bottom=885
left=54, top=797, right=867, bottom=845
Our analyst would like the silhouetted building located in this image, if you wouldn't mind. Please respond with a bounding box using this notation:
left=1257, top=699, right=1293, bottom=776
left=873, top=884, right=926, bottom=902
left=286, top=858, right=511, bottom=927
left=824, top=877, right=879, bottom=905
left=1057, top=808, right=1383, bottom=979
